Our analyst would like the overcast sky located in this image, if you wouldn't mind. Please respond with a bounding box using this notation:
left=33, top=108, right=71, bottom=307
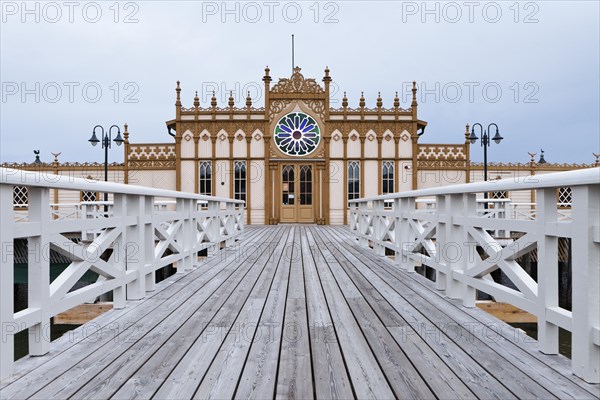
left=1, top=0, right=599, bottom=164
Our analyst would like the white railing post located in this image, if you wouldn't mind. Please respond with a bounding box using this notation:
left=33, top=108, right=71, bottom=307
left=358, top=201, right=368, bottom=248
left=537, top=188, right=559, bottom=355
left=399, top=197, right=415, bottom=272
left=443, top=194, right=464, bottom=299
left=373, top=200, right=385, bottom=256
left=225, top=201, right=235, bottom=247
left=393, top=198, right=402, bottom=266
left=111, top=194, right=127, bottom=308
left=144, top=196, right=156, bottom=291
left=189, top=199, right=200, bottom=268
left=27, top=187, right=51, bottom=356
left=435, top=195, right=448, bottom=291
left=184, top=198, right=194, bottom=271
left=571, top=184, right=600, bottom=383
left=208, top=200, right=220, bottom=256
left=349, top=202, right=357, bottom=232
left=174, top=198, right=186, bottom=274
left=0, top=184, right=15, bottom=380
left=462, top=193, right=477, bottom=307
left=125, top=194, right=145, bottom=300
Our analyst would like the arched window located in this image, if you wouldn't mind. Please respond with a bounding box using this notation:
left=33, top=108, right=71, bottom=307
left=199, top=161, right=212, bottom=196
left=234, top=161, right=247, bottom=204
left=348, top=161, right=360, bottom=205
left=382, top=161, right=394, bottom=195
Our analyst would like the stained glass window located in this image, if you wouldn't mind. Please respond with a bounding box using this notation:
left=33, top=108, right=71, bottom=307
left=274, top=112, right=321, bottom=156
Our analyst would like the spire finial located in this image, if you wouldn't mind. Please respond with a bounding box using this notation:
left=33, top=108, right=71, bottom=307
left=175, top=81, right=181, bottom=106
left=411, top=81, right=418, bottom=108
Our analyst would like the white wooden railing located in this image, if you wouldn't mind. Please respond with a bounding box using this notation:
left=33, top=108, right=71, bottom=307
left=349, top=167, right=600, bottom=383
left=0, top=168, right=244, bottom=380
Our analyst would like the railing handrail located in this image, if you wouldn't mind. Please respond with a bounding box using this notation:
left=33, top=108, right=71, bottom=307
left=348, top=168, right=599, bottom=383
left=350, top=167, right=599, bottom=203
left=1, top=167, right=245, bottom=381
left=1, top=168, right=244, bottom=205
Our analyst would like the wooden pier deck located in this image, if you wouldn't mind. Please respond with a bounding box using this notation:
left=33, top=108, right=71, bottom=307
left=1, top=226, right=598, bottom=399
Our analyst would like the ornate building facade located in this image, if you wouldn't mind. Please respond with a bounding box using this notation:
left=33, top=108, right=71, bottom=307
left=4, top=67, right=598, bottom=225
left=126, top=66, right=463, bottom=225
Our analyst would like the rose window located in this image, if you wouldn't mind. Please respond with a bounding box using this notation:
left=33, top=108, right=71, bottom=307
left=274, top=112, right=321, bottom=156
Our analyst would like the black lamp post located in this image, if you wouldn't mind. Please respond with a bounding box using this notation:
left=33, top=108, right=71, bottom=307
left=88, top=124, right=124, bottom=203
left=469, top=123, right=503, bottom=206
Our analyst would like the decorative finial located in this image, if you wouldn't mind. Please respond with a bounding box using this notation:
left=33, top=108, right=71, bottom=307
left=594, top=153, right=600, bottom=166
left=528, top=151, right=537, bottom=163
left=229, top=91, right=234, bottom=108
left=263, top=66, right=272, bottom=82
left=376, top=92, right=382, bottom=108
left=538, top=149, right=547, bottom=164
left=175, top=81, right=181, bottom=106
left=32, top=150, right=41, bottom=164
left=246, top=91, right=252, bottom=108
left=394, top=92, right=400, bottom=109
left=194, top=91, right=200, bottom=108
left=51, top=152, right=61, bottom=165
left=211, top=90, right=217, bottom=108
left=342, top=91, right=348, bottom=108
left=359, top=91, right=365, bottom=108
left=411, top=81, right=418, bottom=107
left=123, top=123, right=129, bottom=142
left=323, top=66, right=331, bottom=83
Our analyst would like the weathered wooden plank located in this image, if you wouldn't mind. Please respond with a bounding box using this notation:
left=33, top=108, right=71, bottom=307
left=320, top=226, right=515, bottom=399
left=234, top=227, right=296, bottom=399
left=331, top=225, right=600, bottom=399
left=4, top=225, right=597, bottom=400
left=311, top=227, right=437, bottom=399
left=110, top=227, right=288, bottom=399
left=275, top=228, right=313, bottom=399
left=304, top=228, right=395, bottom=400
left=325, top=226, right=559, bottom=399
left=156, top=227, right=293, bottom=400
left=318, top=230, right=477, bottom=399
left=24, top=228, right=278, bottom=400
left=300, top=227, right=354, bottom=400
left=3, top=254, right=213, bottom=387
